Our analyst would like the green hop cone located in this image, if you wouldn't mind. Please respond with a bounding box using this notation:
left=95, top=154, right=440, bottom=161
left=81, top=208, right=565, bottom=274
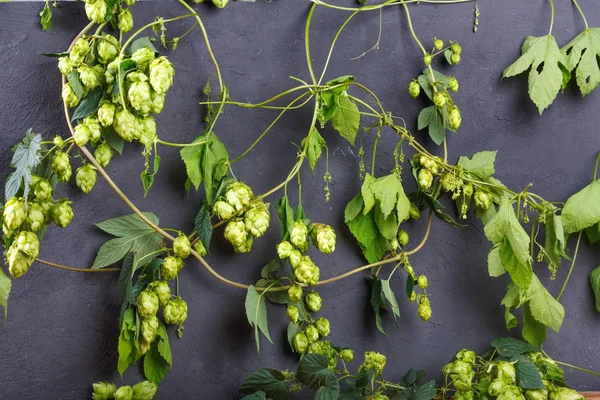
left=224, top=220, right=248, bottom=248
left=173, top=234, right=191, bottom=259
left=233, top=235, right=254, bottom=253
left=76, top=164, right=98, bottom=194
left=290, top=221, right=309, bottom=251
left=161, top=256, right=183, bottom=280
left=62, top=83, right=80, bottom=108
left=97, top=35, right=118, bottom=64
left=52, top=151, right=72, bottom=182
left=164, top=298, right=188, bottom=326
left=295, top=256, right=320, bottom=285
left=409, top=81, right=421, bottom=98
left=149, top=57, right=175, bottom=95
left=212, top=0, right=229, bottom=8
left=286, top=305, right=299, bottom=323
left=463, top=183, right=474, bottom=198
left=489, top=379, right=509, bottom=397
left=474, top=190, right=491, bottom=210
left=315, top=317, right=330, bottom=337
left=289, top=249, right=302, bottom=269
left=312, top=223, right=336, bottom=254
left=6, top=245, right=33, bottom=278
left=497, top=361, right=517, bottom=384
left=391, top=239, right=399, bottom=253
left=455, top=391, right=475, bottom=400
left=58, top=56, right=75, bottom=75
left=139, top=340, right=151, bottom=356
left=293, top=332, right=309, bottom=354
left=398, top=230, right=409, bottom=247
left=288, top=284, right=302, bottom=303
left=452, top=360, right=473, bottom=376
left=38, top=201, right=54, bottom=224
left=69, top=37, right=90, bottom=64
left=131, top=48, right=156, bottom=72
left=27, top=203, right=46, bottom=232
left=225, top=182, right=254, bottom=211
left=114, top=385, right=133, bottom=400
left=84, top=116, right=102, bottom=142
left=94, top=142, right=115, bottom=168
left=340, top=348, right=354, bottom=362
left=305, top=290, right=322, bottom=312
left=498, top=386, right=525, bottom=400
left=105, top=59, right=118, bottom=84
left=73, top=124, right=91, bottom=147
left=418, top=169, right=433, bottom=190
left=137, top=290, right=159, bottom=319
left=98, top=102, right=116, bottom=127
left=452, top=371, right=474, bottom=391
left=449, top=107, right=462, bottom=131
left=305, top=324, right=319, bottom=342
left=451, top=42, right=462, bottom=55
left=141, top=315, right=160, bottom=343
left=451, top=53, right=461, bottom=65
left=423, top=54, right=432, bottom=66
left=213, top=200, right=235, bottom=220
left=244, top=202, right=270, bottom=238
left=277, top=241, right=293, bottom=259
left=150, top=90, right=165, bottom=114
left=456, top=349, right=476, bottom=364
left=526, top=390, right=548, bottom=400
left=118, top=9, right=134, bottom=33
left=128, top=80, right=153, bottom=115
left=53, top=135, right=65, bottom=149
left=549, top=389, right=584, bottom=400
left=417, top=275, right=428, bottom=289
left=434, top=38, right=444, bottom=50
left=3, top=197, right=27, bottom=230
left=85, top=0, right=107, bottom=23
left=34, top=179, right=52, bottom=201
left=147, top=280, right=171, bottom=307
left=52, top=201, right=74, bottom=228
left=418, top=296, right=432, bottom=321
left=92, top=382, right=117, bottom=400
left=405, top=263, right=415, bottom=278
left=131, top=381, right=158, bottom=400
left=125, top=0, right=135, bottom=5
left=308, top=341, right=324, bottom=355
left=193, top=240, right=207, bottom=257
left=138, top=116, right=157, bottom=147
left=434, top=91, right=446, bottom=108
left=78, top=64, right=103, bottom=90
left=361, top=351, right=387, bottom=374
left=113, top=108, right=139, bottom=142
left=448, top=77, right=459, bottom=92
left=15, top=231, right=40, bottom=259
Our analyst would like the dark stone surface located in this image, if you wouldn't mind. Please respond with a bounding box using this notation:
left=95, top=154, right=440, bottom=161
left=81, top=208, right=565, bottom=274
left=1, top=1, right=600, bottom=398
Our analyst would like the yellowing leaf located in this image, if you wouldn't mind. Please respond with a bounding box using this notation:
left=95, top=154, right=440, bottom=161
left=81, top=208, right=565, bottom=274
left=503, top=35, right=566, bottom=114
left=562, top=28, right=600, bottom=96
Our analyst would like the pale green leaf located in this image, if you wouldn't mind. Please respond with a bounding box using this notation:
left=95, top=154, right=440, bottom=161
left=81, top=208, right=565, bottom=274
left=526, top=274, right=564, bottom=332
left=562, top=180, right=600, bottom=234
left=522, top=301, right=547, bottom=346
left=487, top=244, right=505, bottom=277
left=361, top=174, right=376, bottom=215
left=344, top=193, right=363, bottom=223
left=346, top=210, right=387, bottom=263
left=179, top=135, right=207, bottom=190
left=370, top=174, right=406, bottom=219
left=118, top=308, right=138, bottom=376
left=301, top=128, right=326, bottom=172
left=381, top=279, right=400, bottom=318
left=0, top=267, right=11, bottom=319
left=590, top=265, right=600, bottom=312
left=500, top=237, right=532, bottom=290
left=144, top=322, right=171, bottom=384
left=245, top=286, right=273, bottom=354
left=374, top=205, right=398, bottom=240
left=561, top=28, right=600, bottom=96
left=457, top=151, right=497, bottom=180
left=330, top=94, right=360, bottom=146
left=417, top=106, right=437, bottom=130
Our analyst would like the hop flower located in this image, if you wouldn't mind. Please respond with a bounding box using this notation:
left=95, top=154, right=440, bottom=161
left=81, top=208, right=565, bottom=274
left=455, top=391, right=475, bottom=400
left=149, top=56, right=175, bottom=94
left=92, top=382, right=117, bottom=400
left=161, top=256, right=183, bottom=280
left=62, top=83, right=80, bottom=108
left=289, top=250, right=302, bottom=269
left=173, top=234, right=191, bottom=259
left=288, top=284, right=302, bottom=303
left=244, top=202, right=270, bottom=238
left=315, top=317, right=330, bottom=337
left=58, top=57, right=75, bottom=75
left=456, top=349, right=476, bottom=364
left=526, top=390, right=548, bottom=400
left=497, top=361, right=517, bottom=384
left=98, top=102, right=116, bottom=127
left=3, top=197, right=26, bottom=230
left=452, top=371, right=475, bottom=391
left=128, top=80, right=153, bottom=115
left=33, top=180, right=52, bottom=201
left=448, top=77, right=459, bottom=92
left=139, top=340, right=151, bottom=356
left=286, top=305, right=299, bottom=323
left=151, top=91, right=165, bottom=114
left=295, top=258, right=319, bottom=286
left=114, top=385, right=133, bottom=400
left=83, top=116, right=102, bottom=142
left=488, top=380, right=508, bottom=397
left=69, top=37, right=90, bottom=64
left=451, top=53, right=461, bottom=65
left=138, top=116, right=157, bottom=147
left=290, top=221, right=309, bottom=251
left=225, top=182, right=254, bottom=211
left=164, top=298, right=188, bottom=326
left=131, top=48, right=156, bottom=72
left=15, top=231, right=40, bottom=259
left=233, top=235, right=254, bottom=253
left=451, top=42, right=462, bottom=55
left=549, top=389, right=583, bottom=400
left=497, top=386, right=524, bottom=400
left=137, top=290, right=159, bottom=319
left=417, top=275, right=428, bottom=289
left=474, top=191, right=492, bottom=211
left=147, top=280, right=171, bottom=306
left=212, top=0, right=229, bottom=8
left=449, top=107, right=462, bottom=131
left=53, top=135, right=65, bottom=149
left=224, top=220, right=247, bottom=248
left=132, top=381, right=158, bottom=400
left=113, top=108, right=139, bottom=142
left=308, top=341, right=323, bottom=355
left=78, top=64, right=104, bottom=90
left=418, top=169, right=433, bottom=190
left=305, top=290, right=322, bottom=312
left=277, top=241, right=293, bottom=259
left=76, top=164, right=97, bottom=194
left=38, top=200, right=54, bottom=224
left=434, top=91, right=446, bottom=108
left=6, top=245, right=33, bottom=278
left=27, top=203, right=46, bottom=232
left=118, top=9, right=133, bottom=33
left=418, top=296, right=432, bottom=321
left=409, top=81, right=420, bottom=98
left=141, top=315, right=160, bottom=343
left=193, top=241, right=207, bottom=257
left=361, top=351, right=387, bottom=374
left=311, top=223, right=336, bottom=254
left=398, top=230, right=409, bottom=247
left=73, top=124, right=91, bottom=147
left=213, top=200, right=235, bottom=220
left=293, top=332, right=309, bottom=354
left=85, top=0, right=107, bottom=23
left=305, top=324, right=319, bottom=342
left=340, top=348, right=354, bottom=362
left=52, top=201, right=74, bottom=228
left=97, top=35, right=118, bottom=64
left=124, top=0, right=135, bottom=5
left=434, top=38, right=444, bottom=50
left=95, top=142, right=115, bottom=167
left=423, top=54, right=432, bottom=66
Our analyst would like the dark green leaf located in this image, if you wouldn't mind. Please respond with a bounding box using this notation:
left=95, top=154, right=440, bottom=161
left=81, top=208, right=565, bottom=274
left=326, top=75, right=355, bottom=91
left=240, top=392, right=267, bottom=400
left=403, top=369, right=417, bottom=386
left=260, top=260, right=281, bottom=280
left=374, top=205, right=398, bottom=240
left=369, top=275, right=388, bottom=335
left=240, top=368, right=289, bottom=400
left=42, top=51, right=71, bottom=58
left=406, top=277, right=415, bottom=299
left=141, top=153, right=161, bottom=197
left=129, top=37, right=158, bottom=54
left=102, top=126, right=124, bottom=154
left=515, top=356, right=545, bottom=390
left=71, top=87, right=103, bottom=121
left=427, top=110, right=445, bottom=146
left=287, top=321, right=299, bottom=349
left=315, top=387, right=339, bottom=400
left=143, top=322, right=172, bottom=384
left=111, top=59, right=137, bottom=97
left=180, top=135, right=207, bottom=190
left=381, top=278, right=400, bottom=320
left=245, top=286, right=273, bottom=354
left=590, top=265, right=600, bottom=312
left=296, top=354, right=340, bottom=392
left=67, top=72, right=85, bottom=98
left=417, top=106, right=437, bottom=130
left=194, top=203, right=213, bottom=252
left=338, top=389, right=365, bottom=400
left=117, top=252, right=135, bottom=305
left=5, top=131, right=42, bottom=201
left=355, top=368, right=375, bottom=388
left=277, top=196, right=295, bottom=239
left=491, top=337, right=537, bottom=357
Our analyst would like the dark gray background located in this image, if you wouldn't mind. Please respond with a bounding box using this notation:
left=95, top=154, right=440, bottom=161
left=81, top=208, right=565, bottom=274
left=1, top=0, right=600, bottom=398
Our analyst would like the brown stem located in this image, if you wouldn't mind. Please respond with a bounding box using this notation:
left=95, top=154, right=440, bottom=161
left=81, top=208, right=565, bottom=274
left=36, top=258, right=121, bottom=273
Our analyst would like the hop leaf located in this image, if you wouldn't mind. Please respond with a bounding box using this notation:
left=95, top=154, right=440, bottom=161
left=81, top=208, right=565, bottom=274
left=561, top=28, right=600, bottom=97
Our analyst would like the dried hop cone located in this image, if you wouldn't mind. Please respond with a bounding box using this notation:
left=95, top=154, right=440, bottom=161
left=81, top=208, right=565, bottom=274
left=290, top=221, right=309, bottom=252
left=52, top=201, right=74, bottom=228
left=148, top=56, right=175, bottom=95
left=161, top=256, right=183, bottom=281
left=131, top=381, right=158, bottom=400
left=136, top=290, right=159, bottom=319
left=147, top=280, right=171, bottom=307
left=244, top=202, right=270, bottom=238
left=91, top=382, right=117, bottom=400
left=76, top=164, right=98, bottom=194
left=164, top=298, right=188, bottom=326
left=141, top=315, right=160, bottom=343
left=3, top=197, right=27, bottom=230
left=172, top=234, right=191, bottom=259
left=224, top=220, right=248, bottom=248
left=114, top=385, right=133, bottom=400
left=224, top=182, right=254, bottom=211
